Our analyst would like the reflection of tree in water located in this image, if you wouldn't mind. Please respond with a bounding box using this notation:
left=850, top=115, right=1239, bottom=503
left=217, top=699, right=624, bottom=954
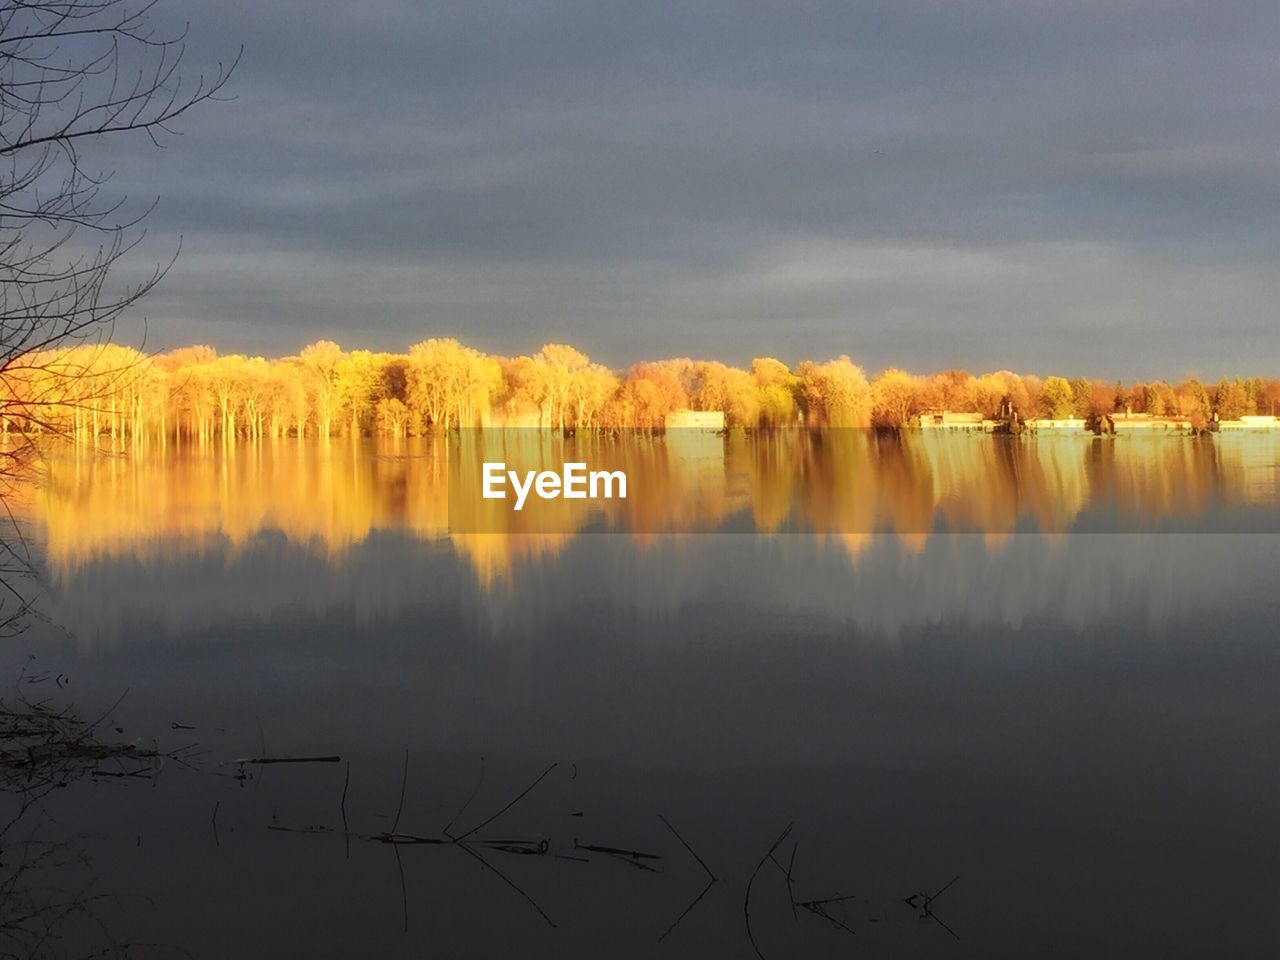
left=27, top=431, right=1279, bottom=596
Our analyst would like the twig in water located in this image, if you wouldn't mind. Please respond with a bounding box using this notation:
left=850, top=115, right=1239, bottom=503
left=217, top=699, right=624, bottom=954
left=441, top=755, right=485, bottom=840
left=768, top=840, right=799, bottom=920
left=374, top=833, right=447, bottom=845
left=255, top=718, right=267, bottom=790
left=394, top=844, right=408, bottom=934
left=267, top=823, right=334, bottom=835
left=372, top=752, right=447, bottom=845
left=657, top=814, right=717, bottom=943
left=573, top=840, right=662, bottom=861
left=391, top=749, right=409, bottom=836
left=341, top=759, right=350, bottom=860
left=799, top=894, right=858, bottom=937
left=573, top=838, right=663, bottom=872
left=658, top=815, right=715, bottom=879
left=456, top=841, right=556, bottom=928
left=232, top=756, right=341, bottom=765
left=474, top=837, right=549, bottom=855
left=453, top=762, right=558, bottom=842
left=904, top=875, right=961, bottom=941
left=90, top=768, right=151, bottom=780
left=659, top=876, right=715, bottom=941
left=744, top=822, right=794, bottom=960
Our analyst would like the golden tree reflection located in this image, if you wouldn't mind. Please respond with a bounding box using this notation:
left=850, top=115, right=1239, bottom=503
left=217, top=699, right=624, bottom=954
left=13, top=432, right=1279, bottom=589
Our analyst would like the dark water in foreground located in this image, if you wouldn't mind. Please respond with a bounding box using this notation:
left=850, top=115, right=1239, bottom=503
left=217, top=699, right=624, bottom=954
left=6, top=437, right=1280, bottom=958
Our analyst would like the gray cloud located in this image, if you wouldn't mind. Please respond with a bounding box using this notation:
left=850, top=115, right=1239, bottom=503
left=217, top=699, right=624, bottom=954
left=94, top=0, right=1280, bottom=377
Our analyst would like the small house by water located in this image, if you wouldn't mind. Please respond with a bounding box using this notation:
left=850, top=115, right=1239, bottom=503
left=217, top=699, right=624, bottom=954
left=918, top=410, right=996, bottom=431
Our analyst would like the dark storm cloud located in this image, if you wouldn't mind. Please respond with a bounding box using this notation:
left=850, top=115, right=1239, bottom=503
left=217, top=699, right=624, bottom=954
left=102, top=0, right=1280, bottom=376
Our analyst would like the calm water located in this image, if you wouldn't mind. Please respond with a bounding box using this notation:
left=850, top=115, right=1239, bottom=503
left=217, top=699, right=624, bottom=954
left=6, top=435, right=1280, bottom=958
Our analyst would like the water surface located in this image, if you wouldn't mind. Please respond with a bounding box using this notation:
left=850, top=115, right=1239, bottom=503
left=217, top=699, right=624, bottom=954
left=6, top=435, right=1280, bottom=958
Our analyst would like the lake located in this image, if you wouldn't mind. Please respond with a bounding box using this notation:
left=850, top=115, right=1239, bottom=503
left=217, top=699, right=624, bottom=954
left=4, top=432, right=1280, bottom=958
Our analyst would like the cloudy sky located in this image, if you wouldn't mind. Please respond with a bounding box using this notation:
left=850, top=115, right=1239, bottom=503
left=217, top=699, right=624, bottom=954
left=104, top=0, right=1279, bottom=378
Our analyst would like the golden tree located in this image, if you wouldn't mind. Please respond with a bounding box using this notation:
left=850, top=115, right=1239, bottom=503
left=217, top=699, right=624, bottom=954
left=752, top=358, right=800, bottom=428
left=800, top=356, right=873, bottom=427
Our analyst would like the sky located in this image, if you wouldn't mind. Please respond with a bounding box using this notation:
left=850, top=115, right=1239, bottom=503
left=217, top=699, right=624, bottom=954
left=98, top=0, right=1280, bottom=379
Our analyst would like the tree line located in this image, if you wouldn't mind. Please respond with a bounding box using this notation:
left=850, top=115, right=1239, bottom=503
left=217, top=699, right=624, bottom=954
left=1, top=338, right=1276, bottom=446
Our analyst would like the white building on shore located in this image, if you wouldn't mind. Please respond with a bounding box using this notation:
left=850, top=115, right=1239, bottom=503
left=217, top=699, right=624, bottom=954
left=1108, top=413, right=1194, bottom=433
left=1218, top=415, right=1280, bottom=431
left=918, top=410, right=996, bottom=431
